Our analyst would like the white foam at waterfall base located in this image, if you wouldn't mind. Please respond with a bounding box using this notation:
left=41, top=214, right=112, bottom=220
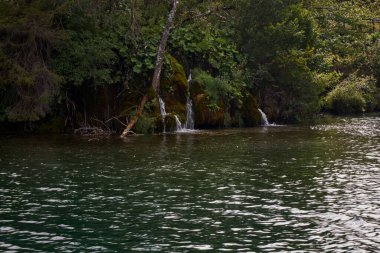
left=174, top=115, right=197, bottom=133
left=258, top=109, right=270, bottom=126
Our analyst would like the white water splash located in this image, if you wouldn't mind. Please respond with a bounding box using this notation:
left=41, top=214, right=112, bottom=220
left=174, top=115, right=183, bottom=132
left=258, top=109, right=270, bottom=126
left=158, top=96, right=167, bottom=117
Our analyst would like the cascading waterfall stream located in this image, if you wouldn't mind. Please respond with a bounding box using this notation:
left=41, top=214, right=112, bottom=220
left=258, top=108, right=270, bottom=126
left=159, top=73, right=195, bottom=133
left=175, top=73, right=195, bottom=132
left=174, top=115, right=183, bottom=132
left=184, top=73, right=195, bottom=130
left=158, top=96, right=167, bottom=132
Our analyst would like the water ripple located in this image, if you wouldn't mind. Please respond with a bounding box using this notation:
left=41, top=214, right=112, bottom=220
left=0, top=116, right=380, bottom=252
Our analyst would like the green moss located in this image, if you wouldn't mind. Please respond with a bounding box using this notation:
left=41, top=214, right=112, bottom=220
left=165, top=115, right=177, bottom=132
left=161, top=55, right=188, bottom=105
left=193, top=94, right=225, bottom=128
left=159, top=55, right=188, bottom=124
left=152, top=114, right=178, bottom=133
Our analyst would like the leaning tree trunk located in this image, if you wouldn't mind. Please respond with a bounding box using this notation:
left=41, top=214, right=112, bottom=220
left=130, top=0, right=138, bottom=37
left=121, top=0, right=179, bottom=137
left=120, top=94, right=148, bottom=137
left=151, top=0, right=179, bottom=92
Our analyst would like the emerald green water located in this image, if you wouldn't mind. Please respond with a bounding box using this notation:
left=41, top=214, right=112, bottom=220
left=1, top=116, right=380, bottom=252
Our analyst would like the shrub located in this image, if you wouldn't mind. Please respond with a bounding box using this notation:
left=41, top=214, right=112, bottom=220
left=135, top=115, right=155, bottom=134
left=324, top=74, right=377, bottom=114
left=192, top=69, right=243, bottom=109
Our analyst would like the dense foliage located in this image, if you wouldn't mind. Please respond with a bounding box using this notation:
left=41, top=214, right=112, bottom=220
left=0, top=0, right=379, bottom=133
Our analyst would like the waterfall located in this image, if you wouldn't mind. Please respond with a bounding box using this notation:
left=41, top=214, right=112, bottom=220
left=184, top=73, right=195, bottom=130
left=258, top=108, right=270, bottom=126
left=174, top=73, right=196, bottom=133
left=158, top=96, right=167, bottom=116
left=159, top=73, right=196, bottom=133
left=184, top=99, right=194, bottom=129
left=174, top=115, right=183, bottom=132
left=158, top=96, right=167, bottom=132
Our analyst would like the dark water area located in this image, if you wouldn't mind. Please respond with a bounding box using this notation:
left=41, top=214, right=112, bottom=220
left=1, top=115, right=380, bottom=252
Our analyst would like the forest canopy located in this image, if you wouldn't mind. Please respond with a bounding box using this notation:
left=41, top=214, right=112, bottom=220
left=0, top=0, right=379, bottom=133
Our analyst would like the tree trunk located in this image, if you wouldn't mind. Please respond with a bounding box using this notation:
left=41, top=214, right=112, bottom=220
left=130, top=0, right=138, bottom=36
left=121, top=0, right=179, bottom=137
left=120, top=94, right=148, bottom=137
left=151, top=0, right=179, bottom=92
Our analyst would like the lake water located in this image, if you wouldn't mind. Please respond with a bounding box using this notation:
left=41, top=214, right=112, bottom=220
left=1, top=115, right=380, bottom=252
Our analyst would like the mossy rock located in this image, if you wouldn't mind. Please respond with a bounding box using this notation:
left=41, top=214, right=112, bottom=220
left=190, top=79, right=229, bottom=128
left=167, top=101, right=186, bottom=120
left=153, top=114, right=178, bottom=133
left=241, top=94, right=261, bottom=127
left=193, top=94, right=224, bottom=128
left=152, top=55, right=188, bottom=128
left=165, top=114, right=178, bottom=132
left=161, top=56, right=188, bottom=115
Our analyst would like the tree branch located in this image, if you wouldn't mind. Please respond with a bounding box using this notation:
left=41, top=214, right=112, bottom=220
left=180, top=6, right=235, bottom=25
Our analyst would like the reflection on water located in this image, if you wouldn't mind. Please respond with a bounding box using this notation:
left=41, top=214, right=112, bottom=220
left=312, top=115, right=380, bottom=137
left=1, top=115, right=380, bottom=252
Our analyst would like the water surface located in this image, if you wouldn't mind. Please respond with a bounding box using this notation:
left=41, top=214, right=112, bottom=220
left=1, top=115, right=380, bottom=252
